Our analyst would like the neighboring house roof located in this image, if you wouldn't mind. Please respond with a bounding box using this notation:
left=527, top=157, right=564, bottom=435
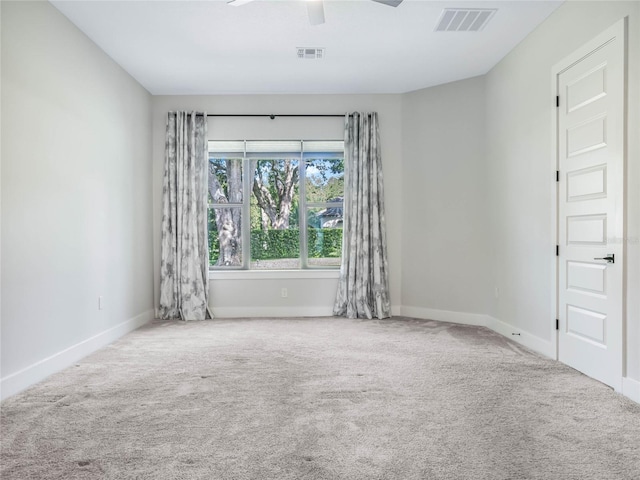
left=316, top=197, right=343, bottom=219
left=316, top=197, right=343, bottom=228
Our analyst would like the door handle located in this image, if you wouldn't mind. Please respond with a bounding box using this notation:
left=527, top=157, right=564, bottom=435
left=594, top=254, right=615, bottom=263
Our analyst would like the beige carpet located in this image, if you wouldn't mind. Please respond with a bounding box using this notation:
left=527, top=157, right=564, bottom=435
left=1, top=317, right=639, bottom=479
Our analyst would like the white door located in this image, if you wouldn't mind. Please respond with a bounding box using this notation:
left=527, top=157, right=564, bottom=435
left=555, top=19, right=626, bottom=391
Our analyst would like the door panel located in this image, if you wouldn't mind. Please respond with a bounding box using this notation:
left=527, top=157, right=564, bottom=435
left=566, top=305, right=606, bottom=346
left=567, top=261, right=606, bottom=295
left=566, top=64, right=606, bottom=112
left=566, top=115, right=607, bottom=157
left=567, top=165, right=606, bottom=201
left=566, top=214, right=606, bottom=245
left=556, top=20, right=625, bottom=390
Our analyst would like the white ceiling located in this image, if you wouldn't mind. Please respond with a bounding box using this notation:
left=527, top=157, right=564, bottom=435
left=50, top=0, right=563, bottom=95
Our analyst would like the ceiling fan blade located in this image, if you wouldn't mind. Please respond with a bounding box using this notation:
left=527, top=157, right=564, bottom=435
left=370, top=0, right=403, bottom=7
left=307, top=0, right=325, bottom=26
left=227, top=0, right=256, bottom=6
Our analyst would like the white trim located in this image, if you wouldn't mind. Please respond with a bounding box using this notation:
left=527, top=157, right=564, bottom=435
left=213, top=304, right=402, bottom=319
left=399, top=307, right=556, bottom=359
left=212, top=306, right=335, bottom=318
left=210, top=269, right=340, bottom=280
left=0, top=310, right=154, bottom=400
left=485, top=316, right=556, bottom=359
left=550, top=51, right=560, bottom=361
left=622, top=377, right=640, bottom=404
left=400, top=306, right=489, bottom=326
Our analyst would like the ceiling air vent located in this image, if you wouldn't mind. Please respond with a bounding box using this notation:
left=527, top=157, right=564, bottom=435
left=435, top=8, right=497, bottom=32
left=297, top=47, right=325, bottom=59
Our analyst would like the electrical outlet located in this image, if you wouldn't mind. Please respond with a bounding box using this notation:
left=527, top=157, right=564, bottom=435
left=281, top=288, right=288, bottom=298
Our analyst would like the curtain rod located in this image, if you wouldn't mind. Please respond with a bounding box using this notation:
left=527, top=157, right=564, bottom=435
left=207, top=114, right=349, bottom=119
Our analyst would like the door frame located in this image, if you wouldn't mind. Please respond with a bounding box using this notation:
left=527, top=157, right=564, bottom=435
left=550, top=17, right=628, bottom=388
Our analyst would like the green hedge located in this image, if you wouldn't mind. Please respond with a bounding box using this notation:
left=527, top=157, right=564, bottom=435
left=251, top=229, right=300, bottom=260
left=307, top=228, right=342, bottom=259
left=251, top=228, right=343, bottom=260
left=210, top=228, right=343, bottom=262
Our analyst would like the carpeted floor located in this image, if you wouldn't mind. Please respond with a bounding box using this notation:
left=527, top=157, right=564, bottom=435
left=1, top=317, right=639, bottom=479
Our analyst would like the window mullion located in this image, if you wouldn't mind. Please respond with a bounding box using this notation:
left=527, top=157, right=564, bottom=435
left=299, top=144, right=308, bottom=269
left=242, top=142, right=251, bottom=270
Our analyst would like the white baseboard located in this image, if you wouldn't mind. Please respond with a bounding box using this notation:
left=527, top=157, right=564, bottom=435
left=212, top=306, right=336, bottom=318
left=213, top=304, right=402, bottom=319
left=486, top=316, right=555, bottom=359
left=399, top=307, right=555, bottom=359
left=400, top=306, right=489, bottom=326
left=622, top=376, right=640, bottom=404
left=0, top=309, right=154, bottom=401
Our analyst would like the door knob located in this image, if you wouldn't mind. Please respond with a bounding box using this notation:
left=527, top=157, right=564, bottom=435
left=594, top=254, right=615, bottom=263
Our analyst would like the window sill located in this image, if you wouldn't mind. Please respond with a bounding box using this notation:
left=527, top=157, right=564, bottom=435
left=209, top=269, right=340, bottom=280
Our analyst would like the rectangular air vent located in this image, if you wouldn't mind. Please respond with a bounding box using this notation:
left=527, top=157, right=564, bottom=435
left=435, top=8, right=497, bottom=32
left=297, top=47, right=325, bottom=59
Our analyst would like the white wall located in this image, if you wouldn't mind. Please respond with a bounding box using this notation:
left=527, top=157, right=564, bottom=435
left=485, top=1, right=640, bottom=385
left=401, top=76, right=490, bottom=323
left=0, top=1, right=154, bottom=398
left=151, top=95, right=403, bottom=317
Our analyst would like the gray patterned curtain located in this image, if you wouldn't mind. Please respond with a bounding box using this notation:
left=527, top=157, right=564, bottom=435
left=333, top=112, right=391, bottom=319
left=158, top=112, right=212, bottom=321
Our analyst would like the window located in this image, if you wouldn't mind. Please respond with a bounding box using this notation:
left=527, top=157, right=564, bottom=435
left=208, top=140, right=344, bottom=270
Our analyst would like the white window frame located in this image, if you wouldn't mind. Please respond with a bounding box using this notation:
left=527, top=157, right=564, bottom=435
left=208, top=140, right=344, bottom=272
